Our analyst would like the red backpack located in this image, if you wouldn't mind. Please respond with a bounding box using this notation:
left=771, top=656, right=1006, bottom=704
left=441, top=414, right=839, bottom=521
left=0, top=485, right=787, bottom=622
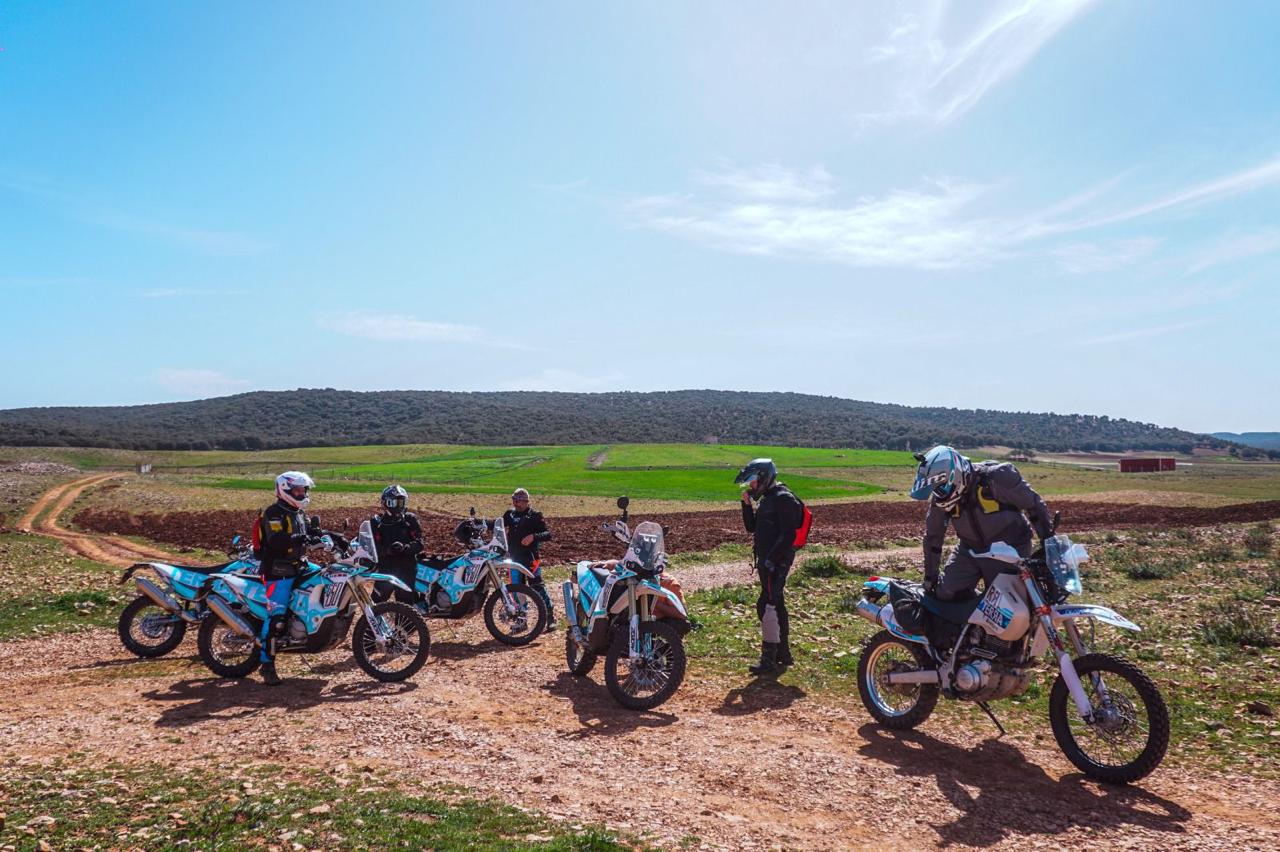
left=792, top=500, right=813, bottom=549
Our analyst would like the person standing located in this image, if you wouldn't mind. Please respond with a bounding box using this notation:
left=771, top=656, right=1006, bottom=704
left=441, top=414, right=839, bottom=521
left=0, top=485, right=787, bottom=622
left=251, top=471, right=315, bottom=686
left=736, top=458, right=804, bottom=677
left=370, top=484, right=424, bottom=605
left=501, top=487, right=555, bottom=631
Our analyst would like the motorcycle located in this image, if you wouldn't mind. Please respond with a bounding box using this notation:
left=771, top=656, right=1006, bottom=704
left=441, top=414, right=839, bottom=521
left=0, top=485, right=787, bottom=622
left=412, top=509, right=548, bottom=645
left=852, top=522, right=1170, bottom=783
left=196, top=520, right=431, bottom=683
left=562, top=496, right=690, bottom=710
left=116, top=535, right=260, bottom=658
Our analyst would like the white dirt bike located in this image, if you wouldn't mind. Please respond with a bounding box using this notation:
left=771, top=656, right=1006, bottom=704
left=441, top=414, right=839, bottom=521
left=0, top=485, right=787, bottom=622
left=853, top=529, right=1169, bottom=783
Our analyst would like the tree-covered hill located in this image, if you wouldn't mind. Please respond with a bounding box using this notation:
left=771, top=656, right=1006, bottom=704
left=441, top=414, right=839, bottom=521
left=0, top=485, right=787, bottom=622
left=0, top=388, right=1230, bottom=453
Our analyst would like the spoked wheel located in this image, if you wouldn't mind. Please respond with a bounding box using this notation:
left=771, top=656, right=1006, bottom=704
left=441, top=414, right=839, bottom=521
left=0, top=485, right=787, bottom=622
left=483, top=585, right=547, bottom=646
left=352, top=601, right=431, bottom=682
left=1049, top=653, right=1169, bottom=783
left=857, top=630, right=939, bottom=729
left=196, top=616, right=260, bottom=678
left=117, top=595, right=187, bottom=658
left=604, top=620, right=686, bottom=711
left=565, top=626, right=596, bottom=676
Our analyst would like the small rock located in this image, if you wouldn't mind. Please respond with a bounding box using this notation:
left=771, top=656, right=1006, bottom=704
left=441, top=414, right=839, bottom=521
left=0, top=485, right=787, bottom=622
left=531, top=774, right=544, bottom=784
left=1247, top=701, right=1275, bottom=717
left=549, top=794, right=562, bottom=803
left=308, top=804, right=331, bottom=815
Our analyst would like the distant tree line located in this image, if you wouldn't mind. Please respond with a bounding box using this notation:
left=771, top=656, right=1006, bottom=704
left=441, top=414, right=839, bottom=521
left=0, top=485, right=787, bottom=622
left=0, top=389, right=1247, bottom=454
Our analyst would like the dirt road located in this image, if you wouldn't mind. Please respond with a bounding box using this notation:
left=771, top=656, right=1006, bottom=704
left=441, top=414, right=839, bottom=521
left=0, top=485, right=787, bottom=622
left=18, top=474, right=182, bottom=567
left=3, top=617, right=1276, bottom=850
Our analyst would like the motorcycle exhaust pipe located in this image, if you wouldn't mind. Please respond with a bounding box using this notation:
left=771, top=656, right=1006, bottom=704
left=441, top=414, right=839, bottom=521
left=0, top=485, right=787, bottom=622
left=561, top=582, right=587, bottom=646
left=855, top=598, right=888, bottom=627
left=206, top=596, right=260, bottom=643
left=135, top=577, right=196, bottom=621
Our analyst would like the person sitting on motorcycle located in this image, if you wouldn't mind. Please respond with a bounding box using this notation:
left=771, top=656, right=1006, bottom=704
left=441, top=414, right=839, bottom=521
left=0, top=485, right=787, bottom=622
left=737, top=458, right=804, bottom=677
left=501, top=487, right=555, bottom=631
left=251, top=470, right=315, bottom=686
left=370, top=484, right=424, bottom=605
left=911, top=446, right=1055, bottom=602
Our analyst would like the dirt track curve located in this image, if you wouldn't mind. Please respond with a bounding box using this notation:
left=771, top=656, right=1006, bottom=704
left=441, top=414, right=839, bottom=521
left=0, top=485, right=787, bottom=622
left=18, top=474, right=182, bottom=567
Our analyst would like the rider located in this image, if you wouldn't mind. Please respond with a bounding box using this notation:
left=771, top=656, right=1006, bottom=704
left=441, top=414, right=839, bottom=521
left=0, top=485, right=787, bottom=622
left=251, top=471, right=315, bottom=686
left=501, top=487, right=554, bottom=630
left=737, top=459, right=804, bottom=677
left=911, top=446, right=1055, bottom=602
left=371, top=484, right=424, bottom=605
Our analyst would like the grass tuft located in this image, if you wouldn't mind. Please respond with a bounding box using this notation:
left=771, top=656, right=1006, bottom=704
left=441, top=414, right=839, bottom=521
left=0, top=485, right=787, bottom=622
left=1245, top=523, right=1274, bottom=557
left=1199, top=600, right=1279, bottom=648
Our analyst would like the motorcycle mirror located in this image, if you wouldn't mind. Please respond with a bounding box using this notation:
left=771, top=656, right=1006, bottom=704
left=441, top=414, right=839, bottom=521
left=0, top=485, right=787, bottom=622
left=469, top=506, right=476, bottom=518
left=342, top=518, right=350, bottom=531
left=309, top=516, right=321, bottom=533
left=1052, top=510, right=1062, bottom=533
left=912, top=452, right=927, bottom=463
left=231, top=534, right=241, bottom=547
left=617, top=495, right=629, bottom=510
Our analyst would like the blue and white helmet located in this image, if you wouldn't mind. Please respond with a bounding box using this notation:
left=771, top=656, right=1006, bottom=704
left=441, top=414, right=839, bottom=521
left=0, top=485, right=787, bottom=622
left=910, top=446, right=971, bottom=511
left=276, top=470, right=315, bottom=510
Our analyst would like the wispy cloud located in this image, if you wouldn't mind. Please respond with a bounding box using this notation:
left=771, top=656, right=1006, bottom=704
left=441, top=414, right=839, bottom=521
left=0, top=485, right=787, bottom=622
left=141, top=287, right=251, bottom=299
left=632, top=153, right=1280, bottom=271
left=318, top=312, right=536, bottom=350
left=1051, top=238, right=1160, bottom=274
left=497, top=368, right=622, bottom=393
left=1182, top=228, right=1280, bottom=275
left=155, top=368, right=251, bottom=397
left=0, top=169, right=270, bottom=256
left=860, top=1, right=1099, bottom=126
left=1076, top=319, right=1210, bottom=347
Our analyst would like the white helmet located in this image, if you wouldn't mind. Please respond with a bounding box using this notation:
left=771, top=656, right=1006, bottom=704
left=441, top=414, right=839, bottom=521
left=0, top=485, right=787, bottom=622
left=275, top=470, right=315, bottom=510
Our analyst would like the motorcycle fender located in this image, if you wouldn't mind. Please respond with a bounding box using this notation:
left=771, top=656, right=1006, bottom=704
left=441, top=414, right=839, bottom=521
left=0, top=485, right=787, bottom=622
left=207, top=572, right=256, bottom=605
left=361, top=572, right=413, bottom=593
left=493, top=559, right=536, bottom=581
left=1052, top=604, right=1141, bottom=632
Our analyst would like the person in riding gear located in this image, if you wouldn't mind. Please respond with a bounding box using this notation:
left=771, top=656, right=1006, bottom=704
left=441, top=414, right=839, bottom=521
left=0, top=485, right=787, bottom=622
left=737, top=458, right=804, bottom=677
left=911, top=446, right=1055, bottom=602
left=371, top=484, right=423, bottom=605
left=501, top=487, right=554, bottom=630
left=251, top=470, right=315, bottom=686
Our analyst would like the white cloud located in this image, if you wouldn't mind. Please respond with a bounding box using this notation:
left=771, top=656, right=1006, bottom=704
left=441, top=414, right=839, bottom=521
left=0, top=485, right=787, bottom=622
left=498, top=368, right=622, bottom=393
left=1051, top=238, right=1160, bottom=273
left=861, top=1, right=1099, bottom=126
left=1075, top=319, right=1209, bottom=347
left=694, top=164, right=835, bottom=202
left=1183, top=228, right=1280, bottom=275
left=320, top=312, right=483, bottom=343
left=155, top=368, right=250, bottom=397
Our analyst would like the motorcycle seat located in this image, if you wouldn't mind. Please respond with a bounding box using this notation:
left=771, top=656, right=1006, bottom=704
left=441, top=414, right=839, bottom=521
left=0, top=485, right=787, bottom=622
left=585, top=560, right=618, bottom=584
left=921, top=591, right=983, bottom=624
left=169, top=561, right=242, bottom=575
left=419, top=555, right=452, bottom=571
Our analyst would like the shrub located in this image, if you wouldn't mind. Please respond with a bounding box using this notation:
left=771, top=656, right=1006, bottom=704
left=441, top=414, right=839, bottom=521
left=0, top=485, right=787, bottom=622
left=1122, top=557, right=1192, bottom=581
left=1200, top=540, right=1237, bottom=563
left=1103, top=531, right=1120, bottom=543
left=798, top=554, right=847, bottom=579
left=1265, top=565, right=1280, bottom=596
left=1245, top=524, right=1274, bottom=557
left=1200, top=601, right=1279, bottom=648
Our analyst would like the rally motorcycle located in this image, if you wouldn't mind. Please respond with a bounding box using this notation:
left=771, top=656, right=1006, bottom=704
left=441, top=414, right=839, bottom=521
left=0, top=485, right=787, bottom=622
left=412, top=509, right=548, bottom=645
left=562, top=496, right=690, bottom=710
left=853, top=524, right=1169, bottom=783
left=116, top=535, right=260, bottom=658
left=196, top=521, right=431, bottom=683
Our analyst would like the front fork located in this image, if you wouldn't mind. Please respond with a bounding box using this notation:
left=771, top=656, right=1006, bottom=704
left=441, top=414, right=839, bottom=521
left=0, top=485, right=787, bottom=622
left=1021, top=570, right=1098, bottom=721
left=352, top=580, right=391, bottom=649
left=627, top=585, right=653, bottom=661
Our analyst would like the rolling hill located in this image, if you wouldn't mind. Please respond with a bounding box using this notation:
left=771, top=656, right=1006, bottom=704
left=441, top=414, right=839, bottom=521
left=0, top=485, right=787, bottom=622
left=1213, top=432, right=1280, bottom=451
left=0, top=389, right=1232, bottom=453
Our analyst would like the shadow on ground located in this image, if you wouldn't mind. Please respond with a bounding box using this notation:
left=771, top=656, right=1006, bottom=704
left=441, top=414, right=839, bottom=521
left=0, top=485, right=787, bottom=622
left=856, top=724, right=1191, bottom=846
left=715, top=676, right=807, bottom=716
left=544, top=671, right=677, bottom=738
left=142, top=676, right=417, bottom=728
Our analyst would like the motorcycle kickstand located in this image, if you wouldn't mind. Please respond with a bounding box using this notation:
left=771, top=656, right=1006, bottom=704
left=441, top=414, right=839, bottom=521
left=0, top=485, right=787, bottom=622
left=976, top=701, right=1006, bottom=737
left=298, top=654, right=321, bottom=676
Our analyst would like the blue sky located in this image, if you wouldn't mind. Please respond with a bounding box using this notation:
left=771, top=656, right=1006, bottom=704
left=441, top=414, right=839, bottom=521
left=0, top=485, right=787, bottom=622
left=1, top=1, right=1276, bottom=433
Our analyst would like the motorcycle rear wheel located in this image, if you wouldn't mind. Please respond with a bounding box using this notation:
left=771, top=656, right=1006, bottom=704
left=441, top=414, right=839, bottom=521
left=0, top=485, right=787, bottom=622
left=117, top=595, right=187, bottom=658
left=565, top=626, right=597, bottom=676
left=604, top=620, right=685, bottom=711
left=1049, top=652, right=1169, bottom=784
left=857, top=630, right=938, bottom=729
left=483, top=584, right=547, bottom=646
left=352, top=601, right=431, bottom=682
left=196, top=616, right=260, bottom=678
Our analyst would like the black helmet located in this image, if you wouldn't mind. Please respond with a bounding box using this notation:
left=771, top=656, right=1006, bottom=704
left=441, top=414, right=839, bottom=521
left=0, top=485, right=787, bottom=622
left=735, top=458, right=777, bottom=497
left=381, top=484, right=408, bottom=517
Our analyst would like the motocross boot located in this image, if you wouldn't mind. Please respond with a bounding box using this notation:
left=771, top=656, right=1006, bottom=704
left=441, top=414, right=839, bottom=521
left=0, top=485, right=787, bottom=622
left=777, top=638, right=794, bottom=668
left=749, top=642, right=782, bottom=677
left=261, top=660, right=281, bottom=686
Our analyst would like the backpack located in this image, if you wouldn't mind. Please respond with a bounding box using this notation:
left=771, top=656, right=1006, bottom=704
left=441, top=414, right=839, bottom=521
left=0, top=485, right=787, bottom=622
left=792, top=499, right=813, bottom=549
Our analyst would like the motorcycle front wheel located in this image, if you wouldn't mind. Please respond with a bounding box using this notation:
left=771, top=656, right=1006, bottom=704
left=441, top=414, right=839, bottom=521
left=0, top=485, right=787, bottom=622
left=1049, top=653, right=1169, bottom=784
left=565, top=626, right=597, bottom=676
left=856, top=630, right=938, bottom=729
left=604, top=620, right=686, bottom=711
left=117, top=595, right=187, bottom=658
left=483, top=584, right=547, bottom=646
left=196, top=616, right=260, bottom=678
left=352, top=601, right=431, bottom=682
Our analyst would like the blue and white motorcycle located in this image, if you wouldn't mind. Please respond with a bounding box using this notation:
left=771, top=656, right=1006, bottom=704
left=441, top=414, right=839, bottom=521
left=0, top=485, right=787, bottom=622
left=196, top=521, right=431, bottom=683
left=853, top=527, right=1169, bottom=783
left=562, top=496, right=690, bottom=710
left=116, top=535, right=260, bottom=658
left=413, top=510, right=548, bottom=646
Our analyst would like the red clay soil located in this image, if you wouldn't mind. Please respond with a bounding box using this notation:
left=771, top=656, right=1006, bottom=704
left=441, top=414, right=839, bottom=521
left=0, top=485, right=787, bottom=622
left=75, top=499, right=1280, bottom=563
